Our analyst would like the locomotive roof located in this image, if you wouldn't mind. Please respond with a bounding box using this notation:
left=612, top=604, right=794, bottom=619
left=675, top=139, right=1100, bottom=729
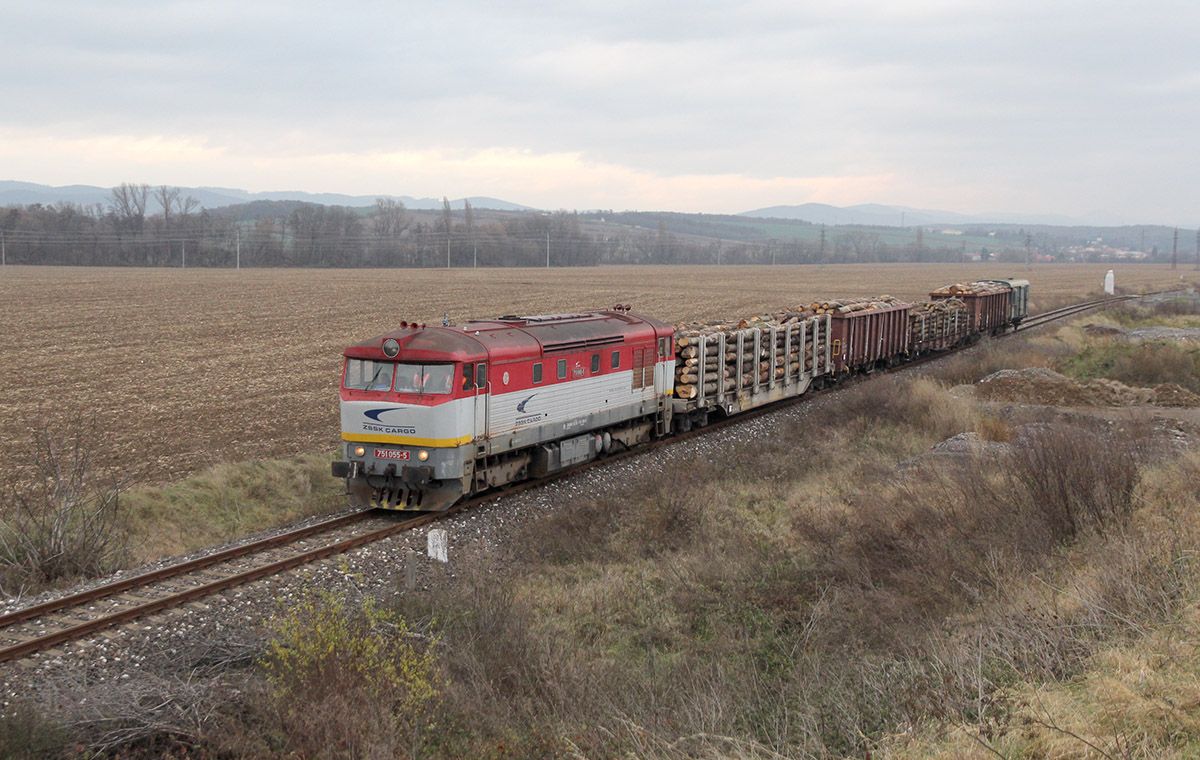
left=344, top=310, right=672, bottom=363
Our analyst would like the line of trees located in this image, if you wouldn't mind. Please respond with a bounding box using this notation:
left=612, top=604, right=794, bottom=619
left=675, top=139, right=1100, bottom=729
left=3, top=188, right=1187, bottom=268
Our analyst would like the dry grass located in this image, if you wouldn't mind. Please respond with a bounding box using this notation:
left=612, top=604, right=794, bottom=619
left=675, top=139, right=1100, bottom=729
left=0, top=263, right=1189, bottom=489
left=366, top=361, right=1186, bottom=758
left=120, top=452, right=342, bottom=563
left=885, top=451, right=1200, bottom=760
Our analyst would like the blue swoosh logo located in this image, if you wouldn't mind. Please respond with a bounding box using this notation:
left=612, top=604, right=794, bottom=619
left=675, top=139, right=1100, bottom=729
left=516, top=394, right=536, bottom=413
left=364, top=407, right=403, bottom=422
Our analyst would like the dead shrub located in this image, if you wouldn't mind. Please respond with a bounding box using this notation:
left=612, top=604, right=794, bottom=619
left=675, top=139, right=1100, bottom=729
left=0, top=703, right=70, bottom=760
left=1113, top=296, right=1200, bottom=322
left=1009, top=424, right=1143, bottom=541
left=975, top=415, right=1013, bottom=441
left=1077, top=341, right=1200, bottom=393
left=261, top=588, right=439, bottom=759
left=0, top=422, right=127, bottom=595
left=928, top=338, right=1066, bottom=386
left=794, top=422, right=1146, bottom=647
left=621, top=462, right=706, bottom=555
left=512, top=492, right=616, bottom=565
left=391, top=562, right=608, bottom=756
left=835, top=375, right=976, bottom=441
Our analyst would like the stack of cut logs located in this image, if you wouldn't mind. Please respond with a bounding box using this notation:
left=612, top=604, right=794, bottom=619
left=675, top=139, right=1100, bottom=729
left=910, top=297, right=967, bottom=342
left=930, top=281, right=1009, bottom=297
left=672, top=296, right=896, bottom=400
left=807, top=295, right=900, bottom=315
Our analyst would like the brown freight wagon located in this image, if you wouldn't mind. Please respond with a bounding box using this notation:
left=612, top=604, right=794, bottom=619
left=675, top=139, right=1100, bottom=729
left=830, top=302, right=911, bottom=372
left=909, top=298, right=970, bottom=353
left=930, top=285, right=1013, bottom=334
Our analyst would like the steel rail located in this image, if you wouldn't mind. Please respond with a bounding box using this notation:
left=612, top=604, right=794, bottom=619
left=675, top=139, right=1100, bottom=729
left=0, top=513, right=437, bottom=664
left=0, top=510, right=375, bottom=630
left=1019, top=295, right=1139, bottom=331
left=0, top=289, right=1163, bottom=665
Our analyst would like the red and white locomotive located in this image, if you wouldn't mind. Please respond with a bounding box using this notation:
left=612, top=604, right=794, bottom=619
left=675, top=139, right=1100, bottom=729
left=333, top=308, right=675, bottom=510
left=334, top=279, right=1030, bottom=511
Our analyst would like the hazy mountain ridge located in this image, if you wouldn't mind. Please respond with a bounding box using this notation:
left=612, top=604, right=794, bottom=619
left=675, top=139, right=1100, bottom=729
left=741, top=202, right=1088, bottom=227
left=0, top=181, right=534, bottom=212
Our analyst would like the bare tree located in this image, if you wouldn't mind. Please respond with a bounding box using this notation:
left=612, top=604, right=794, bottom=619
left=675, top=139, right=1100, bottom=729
left=154, top=185, right=181, bottom=225
left=845, top=230, right=882, bottom=262
left=463, top=199, right=476, bottom=265
left=177, top=195, right=200, bottom=217
left=371, top=198, right=409, bottom=237
left=463, top=198, right=475, bottom=237
left=109, top=183, right=150, bottom=235
left=442, top=197, right=453, bottom=266
left=441, top=197, right=453, bottom=236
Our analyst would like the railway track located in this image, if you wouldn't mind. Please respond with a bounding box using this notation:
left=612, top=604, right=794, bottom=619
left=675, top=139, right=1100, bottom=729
left=0, top=290, right=1163, bottom=666
left=1018, top=293, right=1140, bottom=331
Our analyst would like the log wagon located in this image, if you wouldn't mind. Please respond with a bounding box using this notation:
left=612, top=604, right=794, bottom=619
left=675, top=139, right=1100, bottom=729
left=669, top=312, right=833, bottom=431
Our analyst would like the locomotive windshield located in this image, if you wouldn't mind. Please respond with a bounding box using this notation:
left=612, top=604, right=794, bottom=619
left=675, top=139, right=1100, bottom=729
left=344, top=358, right=394, bottom=391
left=394, top=363, right=454, bottom=394
left=343, top=359, right=454, bottom=395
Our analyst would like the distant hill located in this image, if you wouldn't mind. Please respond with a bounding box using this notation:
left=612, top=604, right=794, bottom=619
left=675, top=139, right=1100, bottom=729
left=0, top=180, right=535, bottom=212
left=741, top=202, right=1084, bottom=227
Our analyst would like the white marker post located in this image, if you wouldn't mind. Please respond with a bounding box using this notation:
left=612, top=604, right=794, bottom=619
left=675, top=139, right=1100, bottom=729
left=427, top=529, right=448, bottom=563
left=1104, top=269, right=1115, bottom=295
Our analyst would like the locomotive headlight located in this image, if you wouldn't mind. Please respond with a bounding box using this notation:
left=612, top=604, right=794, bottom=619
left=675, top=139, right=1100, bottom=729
left=417, top=449, right=429, bottom=462
left=353, top=445, right=366, bottom=457
left=382, top=338, right=400, bottom=358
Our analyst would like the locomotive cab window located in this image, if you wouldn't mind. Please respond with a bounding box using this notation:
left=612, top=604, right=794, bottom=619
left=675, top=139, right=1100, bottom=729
left=532, top=362, right=543, bottom=384
left=461, top=363, right=475, bottom=390
left=611, top=350, right=620, bottom=369
left=344, top=359, right=395, bottom=392
left=475, top=363, right=487, bottom=389
left=590, top=353, right=600, bottom=373
left=557, top=358, right=567, bottom=380
left=658, top=337, right=669, bottom=357
left=393, top=363, right=454, bottom=395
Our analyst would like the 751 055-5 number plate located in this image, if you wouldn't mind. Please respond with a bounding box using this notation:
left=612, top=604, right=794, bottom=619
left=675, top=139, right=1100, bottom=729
left=374, top=449, right=410, bottom=461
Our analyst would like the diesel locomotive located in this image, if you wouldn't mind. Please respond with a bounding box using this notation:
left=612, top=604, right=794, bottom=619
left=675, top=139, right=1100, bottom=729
left=332, top=279, right=1029, bottom=510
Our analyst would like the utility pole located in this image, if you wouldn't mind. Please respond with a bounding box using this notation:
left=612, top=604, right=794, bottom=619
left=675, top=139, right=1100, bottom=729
left=1172, top=227, right=1179, bottom=270
left=182, top=239, right=186, bottom=269
left=1024, top=232, right=1032, bottom=271
left=717, top=239, right=722, bottom=266
left=236, top=228, right=241, bottom=270
left=473, top=242, right=477, bottom=269
left=545, top=231, right=550, bottom=268
left=1, top=231, right=5, bottom=267
left=446, top=237, right=450, bottom=268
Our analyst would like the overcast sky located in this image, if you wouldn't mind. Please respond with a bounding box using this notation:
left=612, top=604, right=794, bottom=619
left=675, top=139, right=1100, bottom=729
left=2, top=1, right=1197, bottom=223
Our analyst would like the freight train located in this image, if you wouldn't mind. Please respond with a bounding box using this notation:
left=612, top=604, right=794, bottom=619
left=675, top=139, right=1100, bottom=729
left=332, top=278, right=1029, bottom=510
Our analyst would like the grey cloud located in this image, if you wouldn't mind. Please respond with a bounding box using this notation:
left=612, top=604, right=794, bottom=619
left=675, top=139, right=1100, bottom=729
left=1, top=0, right=1197, bottom=221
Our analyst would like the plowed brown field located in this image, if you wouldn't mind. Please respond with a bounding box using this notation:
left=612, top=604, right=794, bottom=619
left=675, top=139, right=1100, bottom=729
left=0, top=264, right=1192, bottom=486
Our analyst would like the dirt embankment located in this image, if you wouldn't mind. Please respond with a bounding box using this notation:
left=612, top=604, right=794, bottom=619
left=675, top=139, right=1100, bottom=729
left=974, top=367, right=1200, bottom=408
left=1083, top=323, right=1200, bottom=342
